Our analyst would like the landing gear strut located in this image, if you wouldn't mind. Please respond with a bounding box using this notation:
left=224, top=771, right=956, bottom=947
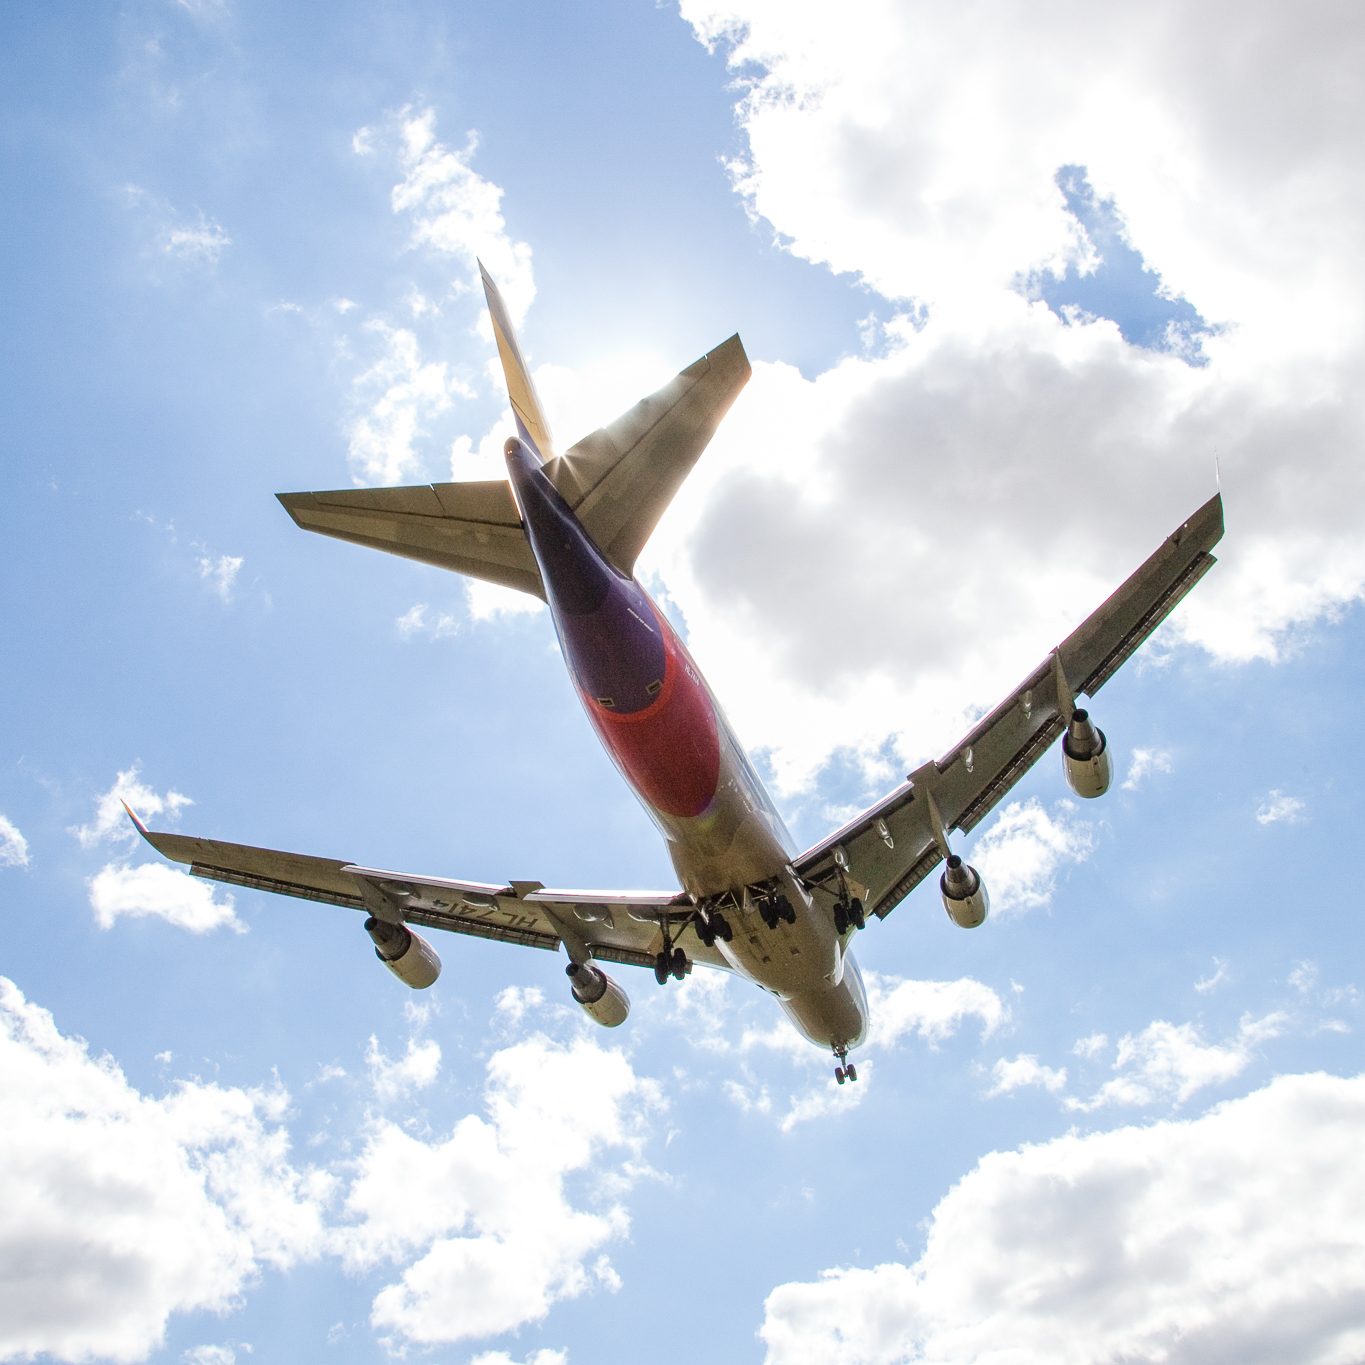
left=693, top=905, right=734, bottom=948
left=833, top=1043, right=859, bottom=1085
left=652, top=918, right=689, bottom=985
left=833, top=896, right=866, bottom=935
left=758, top=892, right=796, bottom=930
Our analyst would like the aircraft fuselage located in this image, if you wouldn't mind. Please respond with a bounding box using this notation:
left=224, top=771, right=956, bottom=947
left=505, top=438, right=868, bottom=1052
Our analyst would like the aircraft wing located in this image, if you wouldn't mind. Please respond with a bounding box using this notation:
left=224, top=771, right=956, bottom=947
left=128, top=814, right=731, bottom=972
left=543, top=334, right=751, bottom=575
left=277, top=479, right=546, bottom=599
left=793, top=493, right=1225, bottom=921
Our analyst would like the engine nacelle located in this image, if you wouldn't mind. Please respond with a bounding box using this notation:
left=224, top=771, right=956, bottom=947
left=1062, top=708, right=1111, bottom=799
left=364, top=916, right=441, bottom=989
left=940, top=855, right=990, bottom=928
left=566, top=962, right=630, bottom=1028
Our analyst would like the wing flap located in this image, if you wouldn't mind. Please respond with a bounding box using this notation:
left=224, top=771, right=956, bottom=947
left=277, top=481, right=545, bottom=599
left=131, top=818, right=729, bottom=971
left=796, top=493, right=1224, bottom=920
left=544, top=334, right=751, bottom=574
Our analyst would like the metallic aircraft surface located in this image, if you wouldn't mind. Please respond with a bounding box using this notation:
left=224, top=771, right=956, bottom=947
left=132, top=267, right=1225, bottom=1081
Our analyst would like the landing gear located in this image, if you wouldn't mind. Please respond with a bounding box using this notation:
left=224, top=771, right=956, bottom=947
left=833, top=896, right=866, bottom=935
left=652, top=919, right=689, bottom=985
left=833, top=1044, right=859, bottom=1085
left=758, top=893, right=796, bottom=930
left=653, top=945, right=687, bottom=984
left=693, top=907, right=734, bottom=948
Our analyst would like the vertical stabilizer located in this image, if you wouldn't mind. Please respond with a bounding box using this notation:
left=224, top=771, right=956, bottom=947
left=479, top=261, right=555, bottom=462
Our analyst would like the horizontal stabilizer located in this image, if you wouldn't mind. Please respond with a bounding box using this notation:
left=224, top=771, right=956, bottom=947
left=546, top=333, right=750, bottom=574
left=278, top=479, right=545, bottom=599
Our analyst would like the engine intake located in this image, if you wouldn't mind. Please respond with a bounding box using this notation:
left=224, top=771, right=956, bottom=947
left=364, top=916, right=441, bottom=989
left=566, top=961, right=630, bottom=1028
left=1062, top=708, right=1111, bottom=799
left=940, top=855, right=990, bottom=928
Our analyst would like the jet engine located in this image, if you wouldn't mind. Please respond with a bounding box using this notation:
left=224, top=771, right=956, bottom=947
left=364, top=916, right=441, bottom=989
left=1062, top=708, right=1111, bottom=799
left=566, top=961, right=630, bottom=1028
left=940, top=855, right=990, bottom=928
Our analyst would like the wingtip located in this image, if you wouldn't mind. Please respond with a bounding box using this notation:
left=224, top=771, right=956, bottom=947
left=121, top=800, right=150, bottom=839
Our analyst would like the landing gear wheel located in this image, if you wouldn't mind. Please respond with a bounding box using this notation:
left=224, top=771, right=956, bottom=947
left=849, top=898, right=866, bottom=931
left=653, top=953, right=670, bottom=986
left=696, top=916, right=717, bottom=949
left=713, top=912, right=734, bottom=942
left=834, top=904, right=849, bottom=936
left=671, top=946, right=687, bottom=980
left=845, top=1063, right=858, bottom=1083
left=835, top=1066, right=847, bottom=1085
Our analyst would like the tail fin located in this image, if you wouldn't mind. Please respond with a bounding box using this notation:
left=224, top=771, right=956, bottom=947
left=479, top=261, right=555, bottom=462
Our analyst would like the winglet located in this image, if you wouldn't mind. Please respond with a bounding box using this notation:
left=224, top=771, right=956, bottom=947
left=478, top=259, right=555, bottom=463
left=121, top=800, right=151, bottom=840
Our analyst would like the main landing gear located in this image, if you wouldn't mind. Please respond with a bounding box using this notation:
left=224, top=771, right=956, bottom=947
left=758, top=891, right=796, bottom=930
left=833, top=896, right=866, bottom=935
left=693, top=905, right=734, bottom=949
left=834, top=1043, right=859, bottom=1085
left=654, top=907, right=735, bottom=984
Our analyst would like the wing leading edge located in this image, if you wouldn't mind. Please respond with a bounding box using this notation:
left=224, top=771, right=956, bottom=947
left=126, top=811, right=731, bottom=973
left=795, top=492, right=1225, bottom=921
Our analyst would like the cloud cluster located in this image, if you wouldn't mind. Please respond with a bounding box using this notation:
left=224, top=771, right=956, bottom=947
left=0, top=978, right=328, bottom=1363
left=760, top=1070, right=1365, bottom=1364
left=339, top=1034, right=660, bottom=1348
left=74, top=766, right=242, bottom=934
left=640, top=0, right=1365, bottom=793
left=0, top=813, right=29, bottom=868
left=1, top=976, right=664, bottom=1363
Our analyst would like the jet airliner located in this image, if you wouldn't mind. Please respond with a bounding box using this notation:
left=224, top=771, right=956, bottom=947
left=132, top=267, right=1224, bottom=1082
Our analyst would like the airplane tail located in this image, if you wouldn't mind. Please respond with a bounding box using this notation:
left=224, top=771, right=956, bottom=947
left=279, top=269, right=750, bottom=589
left=479, top=260, right=555, bottom=463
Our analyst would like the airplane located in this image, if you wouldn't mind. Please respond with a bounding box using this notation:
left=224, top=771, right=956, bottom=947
left=130, top=264, right=1225, bottom=1084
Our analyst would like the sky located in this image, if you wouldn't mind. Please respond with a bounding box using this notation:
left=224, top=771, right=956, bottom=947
left=3, top=1, right=1365, bottom=1362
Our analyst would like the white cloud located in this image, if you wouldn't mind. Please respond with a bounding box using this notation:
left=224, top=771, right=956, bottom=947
left=396, top=602, right=461, bottom=640
left=1069, top=1011, right=1287, bottom=1112
left=196, top=552, right=244, bottom=602
left=645, top=0, right=1365, bottom=790
left=365, top=1033, right=442, bottom=1103
left=1194, top=956, right=1230, bottom=994
left=123, top=185, right=232, bottom=270
left=72, top=763, right=193, bottom=849
left=866, top=974, right=1007, bottom=1049
left=383, top=106, right=536, bottom=328
left=468, top=1351, right=568, bottom=1365
left=494, top=984, right=547, bottom=1028
left=759, top=1071, right=1365, bottom=1365
left=779, top=1076, right=868, bottom=1132
left=162, top=215, right=232, bottom=265
left=986, top=1054, right=1067, bottom=1098
left=183, top=1344, right=246, bottom=1365
left=466, top=579, right=546, bottom=622
left=88, top=861, right=243, bottom=934
left=1072, top=1032, right=1108, bottom=1060
left=0, top=813, right=29, bottom=868
left=337, top=1034, right=660, bottom=1349
left=1122, top=746, right=1173, bottom=791
left=1256, top=789, right=1307, bottom=825
left=0, top=978, right=328, bottom=1364
left=971, top=798, right=1094, bottom=915
left=346, top=319, right=468, bottom=484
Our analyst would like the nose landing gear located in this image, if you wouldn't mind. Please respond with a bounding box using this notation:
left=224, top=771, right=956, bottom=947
left=833, top=1043, right=859, bottom=1085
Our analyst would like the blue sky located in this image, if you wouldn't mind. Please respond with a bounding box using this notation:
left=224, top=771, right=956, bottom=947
left=4, top=3, right=1365, bottom=1363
